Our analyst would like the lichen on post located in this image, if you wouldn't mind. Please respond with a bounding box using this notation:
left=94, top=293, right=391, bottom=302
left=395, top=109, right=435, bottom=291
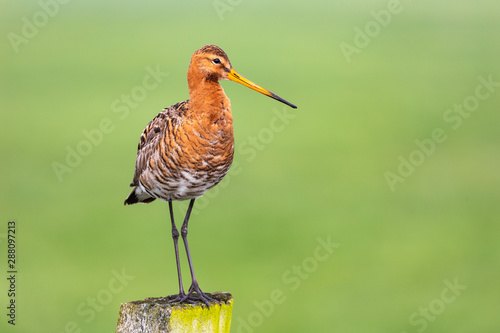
left=115, top=292, right=233, bottom=333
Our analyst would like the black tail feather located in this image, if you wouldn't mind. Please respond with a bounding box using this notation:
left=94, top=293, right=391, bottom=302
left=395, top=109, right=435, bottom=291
left=124, top=188, right=155, bottom=205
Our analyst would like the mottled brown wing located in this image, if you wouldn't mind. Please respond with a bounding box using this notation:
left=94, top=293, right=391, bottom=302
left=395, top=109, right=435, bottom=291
left=129, top=101, right=188, bottom=187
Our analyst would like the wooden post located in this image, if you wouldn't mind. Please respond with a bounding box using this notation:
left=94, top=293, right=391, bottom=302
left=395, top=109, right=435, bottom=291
left=116, top=292, right=233, bottom=333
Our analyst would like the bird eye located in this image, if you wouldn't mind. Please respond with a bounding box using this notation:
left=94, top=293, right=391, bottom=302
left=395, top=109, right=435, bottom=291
left=212, top=58, right=221, bottom=64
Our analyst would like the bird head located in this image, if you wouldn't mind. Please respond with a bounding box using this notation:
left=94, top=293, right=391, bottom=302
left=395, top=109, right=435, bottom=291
left=188, top=44, right=297, bottom=109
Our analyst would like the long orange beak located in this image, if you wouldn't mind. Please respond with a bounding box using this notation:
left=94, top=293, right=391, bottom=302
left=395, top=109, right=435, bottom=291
left=227, top=68, right=297, bottom=109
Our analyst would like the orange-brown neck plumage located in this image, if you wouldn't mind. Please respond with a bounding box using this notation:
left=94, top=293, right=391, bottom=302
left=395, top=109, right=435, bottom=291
left=188, top=70, right=229, bottom=111
left=187, top=56, right=232, bottom=127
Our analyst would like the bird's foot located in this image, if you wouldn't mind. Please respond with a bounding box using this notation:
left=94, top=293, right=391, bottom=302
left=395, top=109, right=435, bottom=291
left=185, top=282, right=217, bottom=306
left=164, top=292, right=197, bottom=305
left=164, top=283, right=216, bottom=306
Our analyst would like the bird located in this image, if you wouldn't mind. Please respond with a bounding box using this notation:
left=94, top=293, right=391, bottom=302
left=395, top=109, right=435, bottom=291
left=124, top=44, right=297, bottom=305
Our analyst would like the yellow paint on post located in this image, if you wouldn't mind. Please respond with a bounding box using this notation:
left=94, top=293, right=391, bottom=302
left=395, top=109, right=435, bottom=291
left=170, top=297, right=233, bottom=333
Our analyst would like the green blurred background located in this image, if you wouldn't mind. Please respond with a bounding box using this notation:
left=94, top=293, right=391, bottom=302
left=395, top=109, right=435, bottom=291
left=1, top=0, right=499, bottom=332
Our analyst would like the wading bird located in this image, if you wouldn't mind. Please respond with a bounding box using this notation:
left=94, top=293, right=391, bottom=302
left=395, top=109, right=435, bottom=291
left=124, top=44, right=296, bottom=305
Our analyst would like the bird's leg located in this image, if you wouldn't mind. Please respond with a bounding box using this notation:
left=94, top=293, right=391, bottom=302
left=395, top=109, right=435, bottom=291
left=166, top=200, right=194, bottom=304
left=179, top=199, right=216, bottom=306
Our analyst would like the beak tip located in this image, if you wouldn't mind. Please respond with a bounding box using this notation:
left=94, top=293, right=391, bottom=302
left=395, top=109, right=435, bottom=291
left=228, top=69, right=297, bottom=109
